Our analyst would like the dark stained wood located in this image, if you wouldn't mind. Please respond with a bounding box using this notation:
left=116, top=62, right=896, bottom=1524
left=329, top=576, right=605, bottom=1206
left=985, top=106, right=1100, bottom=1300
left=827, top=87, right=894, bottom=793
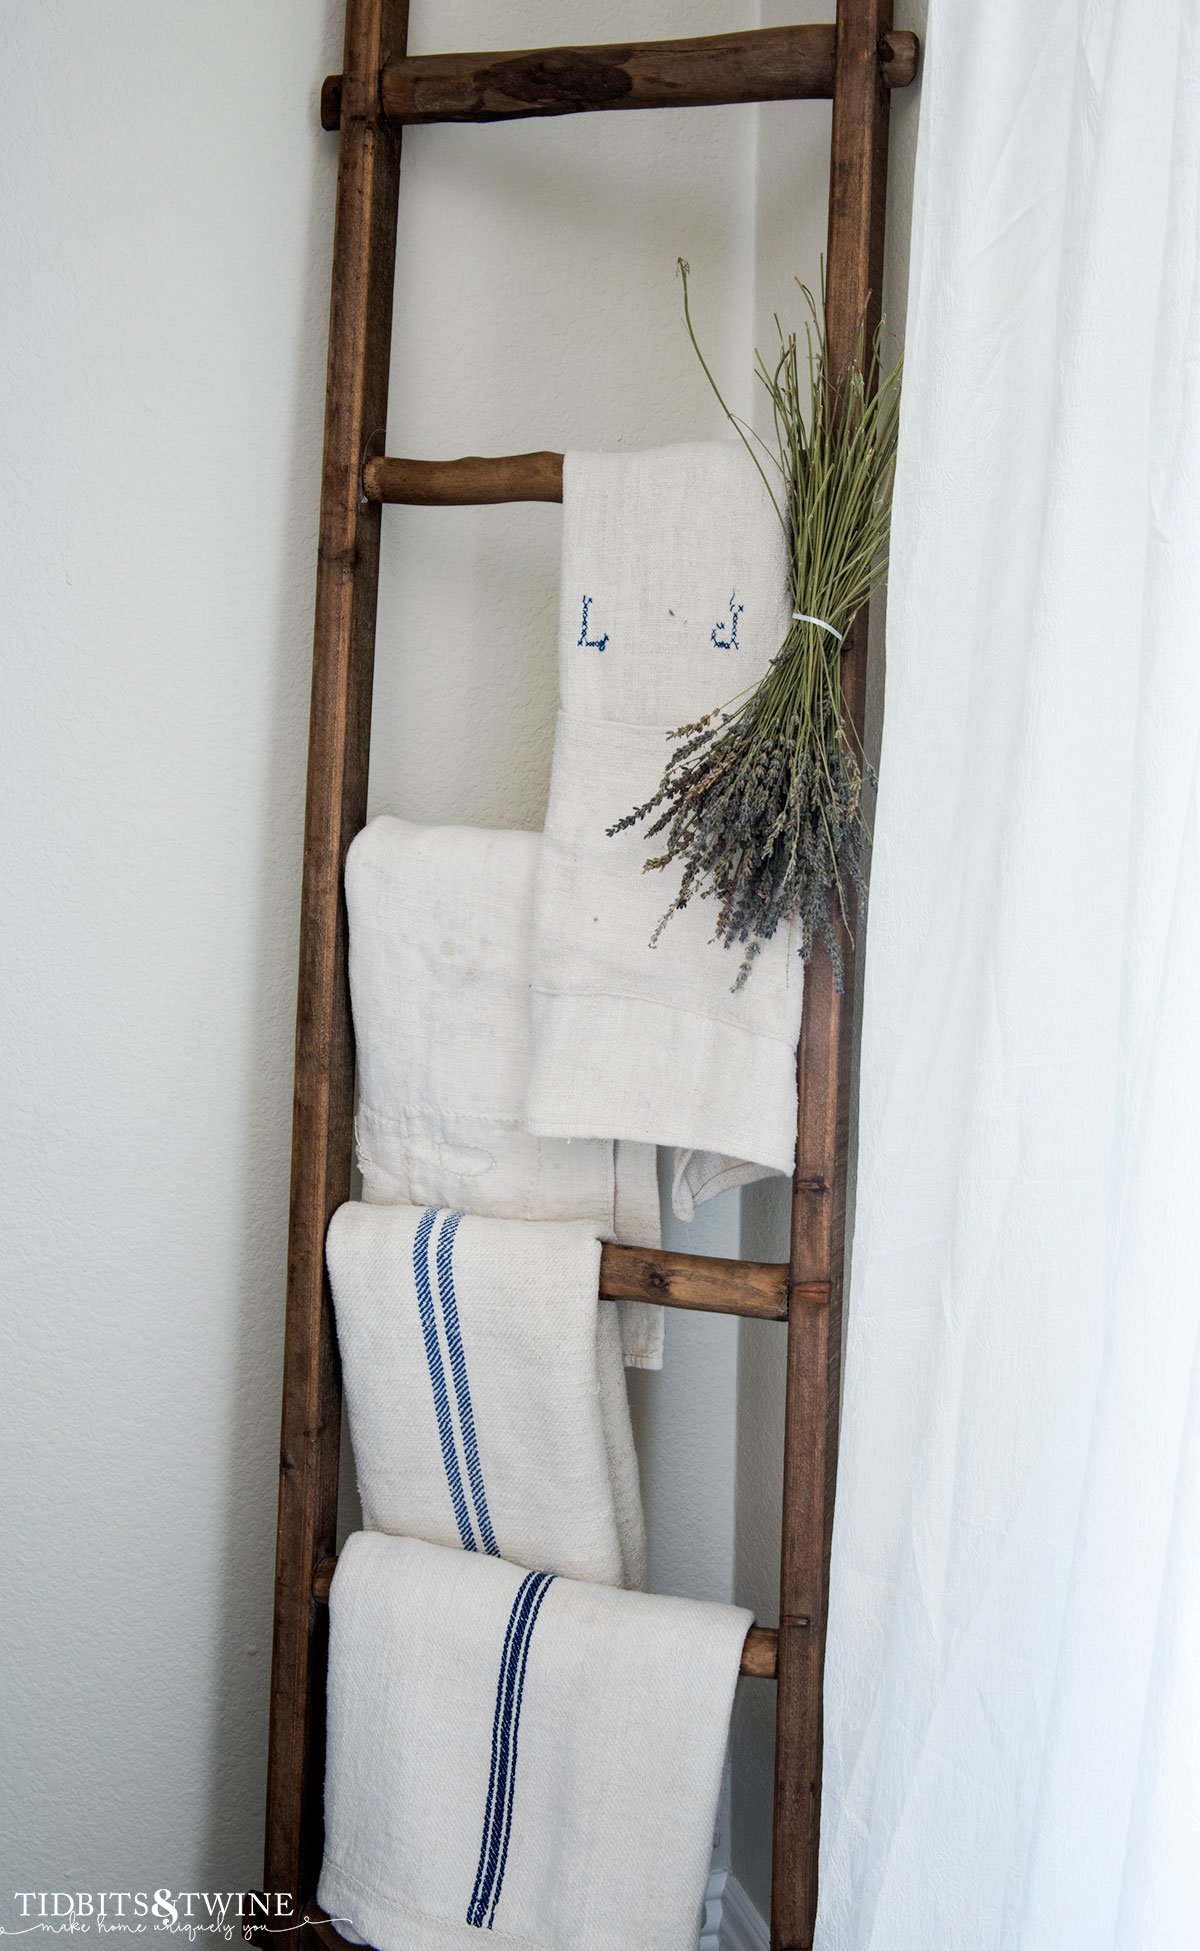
left=740, top=1625, right=781, bottom=1681
left=310, top=1556, right=778, bottom=1679
left=771, top=4, right=898, bottom=1948
left=600, top=1242, right=803, bottom=1320
left=311, top=1555, right=338, bottom=1605
left=320, top=24, right=918, bottom=130
left=262, top=0, right=409, bottom=1915
left=364, top=449, right=563, bottom=504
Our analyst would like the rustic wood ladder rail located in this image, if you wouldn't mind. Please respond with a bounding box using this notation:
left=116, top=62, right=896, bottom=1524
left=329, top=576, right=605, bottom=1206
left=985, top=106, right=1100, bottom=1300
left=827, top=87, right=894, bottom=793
left=263, top=11, right=915, bottom=1950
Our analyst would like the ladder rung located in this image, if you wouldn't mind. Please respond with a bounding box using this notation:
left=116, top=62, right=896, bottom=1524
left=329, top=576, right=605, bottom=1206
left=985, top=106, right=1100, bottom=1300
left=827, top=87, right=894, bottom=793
left=310, top=1558, right=780, bottom=1677
left=600, top=1242, right=806, bottom=1320
left=321, top=25, right=919, bottom=131
left=364, top=451, right=562, bottom=505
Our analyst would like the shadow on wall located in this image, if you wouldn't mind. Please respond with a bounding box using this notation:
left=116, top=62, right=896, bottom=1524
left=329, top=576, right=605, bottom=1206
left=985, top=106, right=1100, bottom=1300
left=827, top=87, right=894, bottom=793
left=730, top=1174, right=789, bottom=1919
left=625, top=1160, right=741, bottom=1607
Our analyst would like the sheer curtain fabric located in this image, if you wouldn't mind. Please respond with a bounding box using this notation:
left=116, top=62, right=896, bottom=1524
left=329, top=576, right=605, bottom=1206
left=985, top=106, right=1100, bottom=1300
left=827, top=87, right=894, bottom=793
left=818, top=4, right=1200, bottom=1947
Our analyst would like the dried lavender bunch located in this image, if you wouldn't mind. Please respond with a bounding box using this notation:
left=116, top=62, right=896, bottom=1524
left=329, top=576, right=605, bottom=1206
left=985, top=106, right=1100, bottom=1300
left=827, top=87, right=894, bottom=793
left=611, top=260, right=901, bottom=987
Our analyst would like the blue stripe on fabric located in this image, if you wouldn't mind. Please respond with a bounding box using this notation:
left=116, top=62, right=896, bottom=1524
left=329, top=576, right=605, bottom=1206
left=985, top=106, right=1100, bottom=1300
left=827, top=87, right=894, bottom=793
left=411, top=1206, right=476, bottom=1552
left=467, top=1571, right=556, bottom=1931
left=435, top=1210, right=500, bottom=1559
left=467, top=1572, right=540, bottom=1928
left=468, top=1571, right=553, bottom=1932
left=483, top=1573, right=555, bottom=1930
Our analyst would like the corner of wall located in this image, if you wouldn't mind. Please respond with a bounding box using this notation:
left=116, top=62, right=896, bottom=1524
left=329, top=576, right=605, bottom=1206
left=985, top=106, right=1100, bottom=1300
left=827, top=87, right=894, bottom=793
left=730, top=1178, right=790, bottom=1918
left=730, top=1, right=835, bottom=1911
left=729, top=0, right=925, bottom=1917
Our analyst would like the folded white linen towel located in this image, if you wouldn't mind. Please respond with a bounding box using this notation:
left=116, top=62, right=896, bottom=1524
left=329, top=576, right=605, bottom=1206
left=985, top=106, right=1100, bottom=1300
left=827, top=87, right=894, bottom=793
left=346, top=816, right=663, bottom=1368
left=327, top=1202, right=645, bottom=1590
left=318, top=1532, right=752, bottom=1951
left=526, top=443, right=805, bottom=1219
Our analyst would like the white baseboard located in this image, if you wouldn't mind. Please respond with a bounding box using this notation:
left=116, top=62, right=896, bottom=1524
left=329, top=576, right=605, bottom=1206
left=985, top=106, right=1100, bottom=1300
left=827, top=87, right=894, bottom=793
left=699, top=1869, right=728, bottom=1951
left=712, top=1870, right=770, bottom=1951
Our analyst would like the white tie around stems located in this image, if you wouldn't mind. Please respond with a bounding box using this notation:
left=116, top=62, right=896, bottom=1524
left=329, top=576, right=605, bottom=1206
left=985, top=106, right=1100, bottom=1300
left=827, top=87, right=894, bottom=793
left=792, top=610, right=845, bottom=642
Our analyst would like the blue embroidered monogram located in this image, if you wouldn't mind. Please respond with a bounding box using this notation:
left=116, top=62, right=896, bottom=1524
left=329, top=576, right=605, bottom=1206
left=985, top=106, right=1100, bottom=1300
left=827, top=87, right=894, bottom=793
left=467, top=1570, right=557, bottom=1931
left=412, top=1208, right=497, bottom=1556
left=710, top=588, right=743, bottom=650
left=577, top=594, right=609, bottom=653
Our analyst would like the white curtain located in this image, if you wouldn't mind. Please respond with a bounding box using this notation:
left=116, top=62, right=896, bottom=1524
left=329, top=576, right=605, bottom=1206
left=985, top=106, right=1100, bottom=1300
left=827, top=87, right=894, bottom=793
left=817, top=3, right=1200, bottom=1947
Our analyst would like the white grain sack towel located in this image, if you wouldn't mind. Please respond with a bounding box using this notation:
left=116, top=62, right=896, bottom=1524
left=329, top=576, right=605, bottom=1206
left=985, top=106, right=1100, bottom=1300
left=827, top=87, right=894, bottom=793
left=318, top=1532, right=752, bottom=1951
left=527, top=444, right=805, bottom=1220
left=346, top=816, right=663, bottom=1367
left=327, top=1202, right=645, bottom=1590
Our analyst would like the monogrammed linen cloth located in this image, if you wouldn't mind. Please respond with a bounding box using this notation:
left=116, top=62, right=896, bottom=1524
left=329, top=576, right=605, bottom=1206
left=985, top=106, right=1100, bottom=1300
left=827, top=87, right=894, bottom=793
left=346, top=816, right=663, bottom=1368
left=326, top=1203, right=645, bottom=1591
left=526, top=443, right=804, bottom=1218
left=317, top=1532, right=751, bottom=1951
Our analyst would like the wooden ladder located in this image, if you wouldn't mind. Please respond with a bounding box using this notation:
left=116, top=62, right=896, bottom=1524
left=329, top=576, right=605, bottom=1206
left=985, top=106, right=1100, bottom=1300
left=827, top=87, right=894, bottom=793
left=263, top=9, right=916, bottom=1949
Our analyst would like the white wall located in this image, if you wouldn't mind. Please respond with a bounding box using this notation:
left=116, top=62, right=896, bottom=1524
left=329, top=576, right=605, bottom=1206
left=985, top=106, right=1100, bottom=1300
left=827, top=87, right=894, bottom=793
left=2, top=0, right=341, bottom=1905
left=1, top=0, right=758, bottom=1914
